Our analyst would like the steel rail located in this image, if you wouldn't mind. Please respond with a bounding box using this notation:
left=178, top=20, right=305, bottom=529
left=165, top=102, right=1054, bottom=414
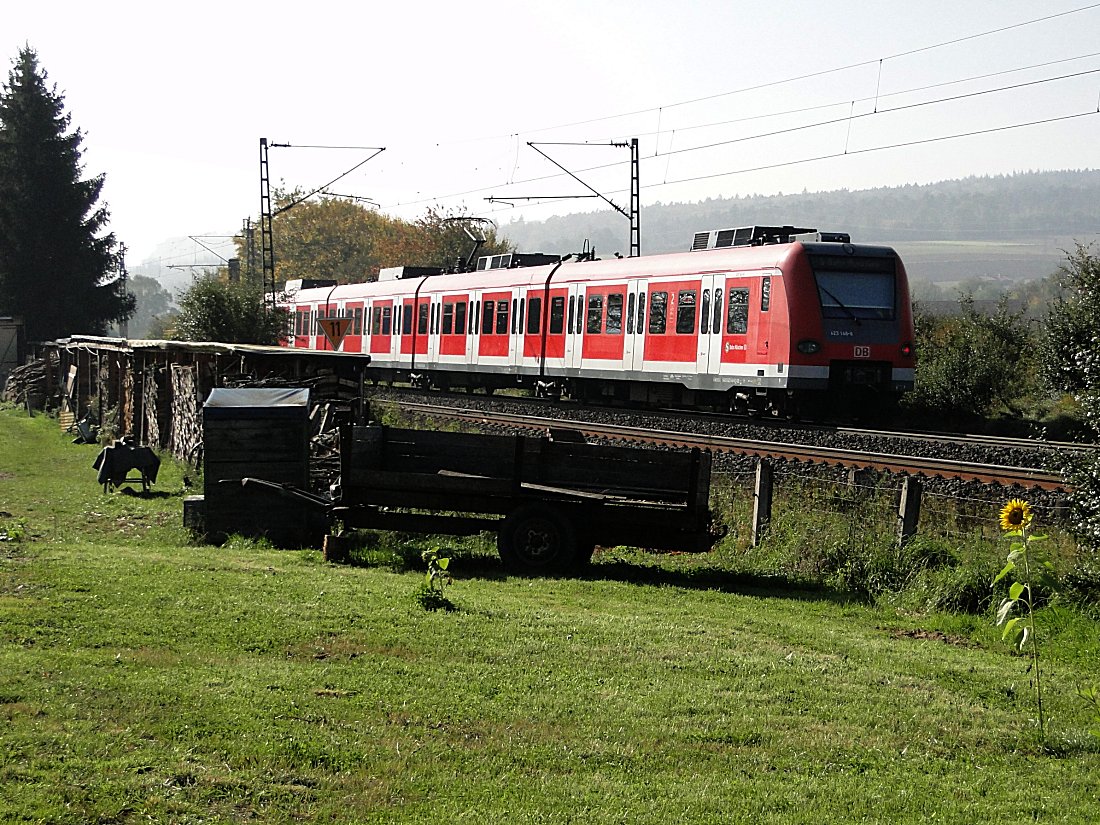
left=395, top=402, right=1069, bottom=491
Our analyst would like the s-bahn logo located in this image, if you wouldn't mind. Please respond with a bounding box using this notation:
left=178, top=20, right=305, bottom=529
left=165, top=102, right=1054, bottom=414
left=853, top=345, right=871, bottom=358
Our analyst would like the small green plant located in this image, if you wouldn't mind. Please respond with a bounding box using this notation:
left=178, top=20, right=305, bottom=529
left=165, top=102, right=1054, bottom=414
left=993, top=498, right=1055, bottom=740
left=1079, top=685, right=1100, bottom=740
left=413, top=547, right=455, bottom=611
left=0, top=518, right=27, bottom=543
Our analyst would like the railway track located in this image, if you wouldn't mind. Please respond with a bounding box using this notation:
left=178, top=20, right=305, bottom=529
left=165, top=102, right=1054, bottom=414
left=392, top=401, right=1070, bottom=491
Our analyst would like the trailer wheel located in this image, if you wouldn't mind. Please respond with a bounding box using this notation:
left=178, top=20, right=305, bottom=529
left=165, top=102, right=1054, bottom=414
left=498, top=505, right=576, bottom=574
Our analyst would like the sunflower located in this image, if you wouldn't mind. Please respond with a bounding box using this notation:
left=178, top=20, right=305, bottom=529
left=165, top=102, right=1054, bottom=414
left=999, top=499, right=1033, bottom=532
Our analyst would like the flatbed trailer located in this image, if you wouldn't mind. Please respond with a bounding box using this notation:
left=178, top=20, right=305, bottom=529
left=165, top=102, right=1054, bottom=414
left=329, top=425, right=714, bottom=573
left=190, top=387, right=715, bottom=573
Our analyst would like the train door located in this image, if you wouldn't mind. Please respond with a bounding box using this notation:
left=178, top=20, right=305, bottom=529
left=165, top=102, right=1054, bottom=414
left=426, top=294, right=442, bottom=364
left=756, top=274, right=772, bottom=359
left=465, top=290, right=481, bottom=369
left=623, top=280, right=646, bottom=374
left=563, top=283, right=585, bottom=370
left=509, top=291, right=524, bottom=370
left=696, top=275, right=723, bottom=375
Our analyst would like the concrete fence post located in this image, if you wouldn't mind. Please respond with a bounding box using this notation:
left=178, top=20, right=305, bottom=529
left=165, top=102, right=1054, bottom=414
left=752, top=458, right=774, bottom=547
left=897, top=476, right=923, bottom=548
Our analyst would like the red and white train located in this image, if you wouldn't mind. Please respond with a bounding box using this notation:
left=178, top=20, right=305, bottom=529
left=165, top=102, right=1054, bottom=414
left=279, top=225, right=915, bottom=417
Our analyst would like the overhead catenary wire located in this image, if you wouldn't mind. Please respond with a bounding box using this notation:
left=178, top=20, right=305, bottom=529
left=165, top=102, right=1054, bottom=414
left=380, top=65, right=1100, bottom=215
left=459, top=3, right=1100, bottom=140
left=253, top=6, right=1100, bottom=225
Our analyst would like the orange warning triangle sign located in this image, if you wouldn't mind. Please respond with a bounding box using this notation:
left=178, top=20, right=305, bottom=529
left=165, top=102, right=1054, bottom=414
left=317, top=316, right=353, bottom=350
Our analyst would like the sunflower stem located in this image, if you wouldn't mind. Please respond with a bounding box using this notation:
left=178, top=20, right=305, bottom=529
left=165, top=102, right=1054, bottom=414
left=1020, top=527, right=1045, bottom=741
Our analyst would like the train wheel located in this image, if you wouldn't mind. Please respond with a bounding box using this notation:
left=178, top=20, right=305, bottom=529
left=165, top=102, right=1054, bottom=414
left=497, top=505, right=576, bottom=574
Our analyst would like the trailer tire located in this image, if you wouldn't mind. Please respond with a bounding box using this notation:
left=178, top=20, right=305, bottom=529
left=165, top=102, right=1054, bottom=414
left=498, top=505, right=576, bottom=574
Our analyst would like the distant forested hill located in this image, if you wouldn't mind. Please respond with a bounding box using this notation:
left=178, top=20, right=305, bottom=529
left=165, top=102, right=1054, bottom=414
left=498, top=169, right=1100, bottom=285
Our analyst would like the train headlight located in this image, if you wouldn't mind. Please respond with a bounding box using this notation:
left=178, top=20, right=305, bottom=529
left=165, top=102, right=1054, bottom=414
left=900, top=341, right=914, bottom=357
left=796, top=339, right=821, bottom=354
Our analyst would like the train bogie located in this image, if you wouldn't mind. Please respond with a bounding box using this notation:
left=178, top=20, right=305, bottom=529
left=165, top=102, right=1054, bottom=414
left=279, top=227, right=916, bottom=419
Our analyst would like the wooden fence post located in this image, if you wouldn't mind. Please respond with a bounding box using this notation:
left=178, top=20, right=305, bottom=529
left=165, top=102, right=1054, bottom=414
left=897, top=476, right=923, bottom=548
left=752, top=458, right=774, bottom=547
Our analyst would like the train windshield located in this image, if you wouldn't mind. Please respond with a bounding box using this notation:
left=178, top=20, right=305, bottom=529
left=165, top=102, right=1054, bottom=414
left=809, top=254, right=896, bottom=321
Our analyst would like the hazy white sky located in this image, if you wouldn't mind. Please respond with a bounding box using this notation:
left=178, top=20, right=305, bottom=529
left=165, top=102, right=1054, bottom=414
left=4, top=0, right=1099, bottom=263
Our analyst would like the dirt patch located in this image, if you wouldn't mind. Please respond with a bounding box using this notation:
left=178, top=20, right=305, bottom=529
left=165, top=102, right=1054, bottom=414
left=887, top=627, right=978, bottom=648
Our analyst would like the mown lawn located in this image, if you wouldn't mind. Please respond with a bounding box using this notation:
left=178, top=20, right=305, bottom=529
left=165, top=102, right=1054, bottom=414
left=1, top=407, right=1098, bottom=823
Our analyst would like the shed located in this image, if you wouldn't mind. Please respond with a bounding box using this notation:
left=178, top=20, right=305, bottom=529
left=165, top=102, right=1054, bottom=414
left=201, top=387, right=317, bottom=544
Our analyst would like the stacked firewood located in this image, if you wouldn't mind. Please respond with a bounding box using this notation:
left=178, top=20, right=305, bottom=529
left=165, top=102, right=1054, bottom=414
left=168, top=365, right=203, bottom=464
left=2, top=357, right=50, bottom=407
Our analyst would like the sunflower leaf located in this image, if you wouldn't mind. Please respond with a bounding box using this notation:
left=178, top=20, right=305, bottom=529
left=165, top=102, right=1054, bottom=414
left=992, top=560, right=1015, bottom=586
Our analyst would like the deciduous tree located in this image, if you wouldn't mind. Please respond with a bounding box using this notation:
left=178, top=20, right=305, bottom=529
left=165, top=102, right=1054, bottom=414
left=246, top=194, right=511, bottom=285
left=174, top=273, right=286, bottom=345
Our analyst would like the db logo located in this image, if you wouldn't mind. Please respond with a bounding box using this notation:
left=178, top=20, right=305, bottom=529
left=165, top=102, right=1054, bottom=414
left=853, top=346, right=871, bottom=358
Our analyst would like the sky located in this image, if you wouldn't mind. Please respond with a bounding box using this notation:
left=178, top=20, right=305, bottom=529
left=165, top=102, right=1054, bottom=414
left=4, top=0, right=1099, bottom=266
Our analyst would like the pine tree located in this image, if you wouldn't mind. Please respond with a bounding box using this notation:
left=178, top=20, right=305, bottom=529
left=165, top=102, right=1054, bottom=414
left=0, top=46, right=133, bottom=342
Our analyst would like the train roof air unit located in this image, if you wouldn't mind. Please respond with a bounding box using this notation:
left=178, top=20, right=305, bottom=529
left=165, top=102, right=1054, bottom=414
left=690, top=225, right=846, bottom=250
left=476, top=252, right=562, bottom=271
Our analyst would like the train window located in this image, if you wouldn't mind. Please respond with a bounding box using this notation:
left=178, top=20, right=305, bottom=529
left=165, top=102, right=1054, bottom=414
left=382, top=306, right=392, bottom=335
left=354, top=308, right=363, bottom=335
left=417, top=303, right=429, bottom=335
left=518, top=297, right=524, bottom=333
left=700, top=289, right=711, bottom=334
left=761, top=276, right=771, bottom=312
left=371, top=306, right=382, bottom=335
left=482, top=301, right=495, bottom=335
left=527, top=297, right=541, bottom=334
left=442, top=303, right=454, bottom=335
left=606, top=293, right=623, bottom=335
left=627, top=293, right=635, bottom=334
left=394, top=309, right=401, bottom=335
left=294, top=312, right=302, bottom=337
left=550, top=296, right=565, bottom=334
left=676, top=290, right=697, bottom=334
left=568, top=296, right=575, bottom=334
left=649, top=291, right=667, bottom=334
left=727, top=288, right=749, bottom=335
left=455, top=301, right=467, bottom=334
left=474, top=301, right=480, bottom=333
left=637, top=293, right=645, bottom=332
left=511, top=299, right=517, bottom=334
left=712, top=289, right=722, bottom=335
left=587, top=295, right=603, bottom=334
left=402, top=305, right=412, bottom=334
left=496, top=301, right=509, bottom=335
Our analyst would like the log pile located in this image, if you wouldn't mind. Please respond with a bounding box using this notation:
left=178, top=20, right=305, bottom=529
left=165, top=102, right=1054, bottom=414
left=169, top=365, right=202, bottom=465
left=1, top=356, right=54, bottom=408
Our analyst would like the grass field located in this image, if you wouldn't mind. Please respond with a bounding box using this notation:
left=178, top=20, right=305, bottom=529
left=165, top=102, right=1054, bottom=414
left=1, top=407, right=1098, bottom=823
